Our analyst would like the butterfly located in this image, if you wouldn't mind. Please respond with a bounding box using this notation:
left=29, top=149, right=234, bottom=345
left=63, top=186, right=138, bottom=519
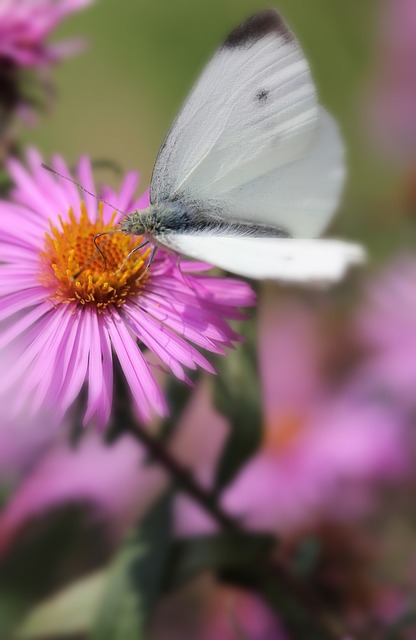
left=120, top=8, right=365, bottom=284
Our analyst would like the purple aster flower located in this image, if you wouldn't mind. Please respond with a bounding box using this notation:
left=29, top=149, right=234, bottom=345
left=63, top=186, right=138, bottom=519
left=175, top=292, right=409, bottom=537
left=152, top=582, right=286, bottom=640
left=0, top=1, right=93, bottom=157
left=367, top=0, right=416, bottom=164
left=0, top=0, right=93, bottom=68
left=354, top=255, right=416, bottom=416
left=0, top=148, right=255, bottom=428
left=0, top=431, right=168, bottom=555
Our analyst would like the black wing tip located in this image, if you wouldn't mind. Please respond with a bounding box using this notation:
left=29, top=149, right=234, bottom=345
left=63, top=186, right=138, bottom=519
left=223, top=9, right=293, bottom=49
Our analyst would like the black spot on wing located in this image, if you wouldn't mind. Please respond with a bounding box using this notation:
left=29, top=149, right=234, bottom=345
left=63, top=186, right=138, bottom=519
left=256, top=88, right=269, bottom=102
left=223, top=9, right=293, bottom=49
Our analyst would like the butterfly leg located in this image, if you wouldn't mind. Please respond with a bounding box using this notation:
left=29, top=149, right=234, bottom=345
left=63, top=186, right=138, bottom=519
left=147, top=245, right=158, bottom=268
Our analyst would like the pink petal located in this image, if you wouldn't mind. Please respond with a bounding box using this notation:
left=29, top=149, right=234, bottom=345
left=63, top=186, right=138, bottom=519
left=106, top=310, right=167, bottom=420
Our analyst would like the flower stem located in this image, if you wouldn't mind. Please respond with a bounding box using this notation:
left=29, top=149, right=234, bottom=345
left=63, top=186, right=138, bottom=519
left=128, top=414, right=240, bottom=532
left=110, top=369, right=340, bottom=639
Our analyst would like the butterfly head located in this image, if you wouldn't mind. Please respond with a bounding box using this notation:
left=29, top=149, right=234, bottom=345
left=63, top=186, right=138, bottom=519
left=120, top=206, right=156, bottom=237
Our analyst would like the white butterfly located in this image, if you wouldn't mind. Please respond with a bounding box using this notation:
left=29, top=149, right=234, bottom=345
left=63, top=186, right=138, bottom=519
left=121, top=9, right=365, bottom=284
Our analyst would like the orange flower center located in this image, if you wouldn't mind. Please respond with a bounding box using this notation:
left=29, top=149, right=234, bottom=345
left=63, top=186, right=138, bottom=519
left=263, top=411, right=305, bottom=453
left=39, top=202, right=150, bottom=311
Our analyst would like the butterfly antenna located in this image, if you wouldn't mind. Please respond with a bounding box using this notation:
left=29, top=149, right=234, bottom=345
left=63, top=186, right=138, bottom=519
left=93, top=230, right=120, bottom=272
left=72, top=230, right=120, bottom=280
left=41, top=163, right=126, bottom=217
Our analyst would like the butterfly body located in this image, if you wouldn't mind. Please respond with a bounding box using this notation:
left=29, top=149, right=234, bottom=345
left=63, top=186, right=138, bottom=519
left=121, top=203, right=290, bottom=239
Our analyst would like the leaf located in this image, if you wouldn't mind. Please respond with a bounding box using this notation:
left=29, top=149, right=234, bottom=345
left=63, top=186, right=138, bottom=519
left=166, top=532, right=275, bottom=588
left=0, top=503, right=109, bottom=602
left=386, top=607, right=416, bottom=640
left=166, top=533, right=334, bottom=640
left=16, top=493, right=173, bottom=640
left=0, top=592, right=29, bottom=640
left=129, top=490, right=173, bottom=626
left=91, top=490, right=173, bottom=640
left=257, top=571, right=334, bottom=640
left=213, top=314, right=263, bottom=490
left=15, top=571, right=107, bottom=639
left=0, top=170, right=12, bottom=197
left=89, top=534, right=144, bottom=640
left=292, top=538, right=321, bottom=579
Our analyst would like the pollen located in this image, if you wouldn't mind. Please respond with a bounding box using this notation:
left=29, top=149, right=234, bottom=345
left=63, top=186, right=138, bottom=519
left=39, top=202, right=150, bottom=311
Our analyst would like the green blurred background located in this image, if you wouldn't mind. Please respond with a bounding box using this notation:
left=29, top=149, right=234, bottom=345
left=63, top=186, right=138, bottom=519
left=23, top=0, right=400, bottom=249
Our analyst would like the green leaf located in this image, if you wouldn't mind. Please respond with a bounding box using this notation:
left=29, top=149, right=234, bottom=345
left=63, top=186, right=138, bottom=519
left=89, top=534, right=144, bottom=640
left=292, top=537, right=321, bottom=579
left=257, top=572, right=334, bottom=640
left=0, top=170, right=12, bottom=195
left=15, top=571, right=106, bottom=639
left=213, top=314, right=263, bottom=490
left=93, top=490, right=173, bottom=640
left=0, top=592, right=29, bottom=640
left=386, top=606, right=416, bottom=640
left=16, top=493, right=173, bottom=640
left=129, top=490, right=173, bottom=626
left=167, top=532, right=275, bottom=588
left=0, top=503, right=109, bottom=602
left=166, top=533, right=334, bottom=640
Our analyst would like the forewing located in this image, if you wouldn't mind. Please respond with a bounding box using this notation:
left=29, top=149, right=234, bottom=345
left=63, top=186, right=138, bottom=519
left=162, top=234, right=365, bottom=285
left=150, top=9, right=319, bottom=207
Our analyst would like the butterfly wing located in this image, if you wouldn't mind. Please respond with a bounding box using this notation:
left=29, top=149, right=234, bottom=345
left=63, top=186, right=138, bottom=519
left=150, top=9, right=344, bottom=239
left=163, top=235, right=365, bottom=284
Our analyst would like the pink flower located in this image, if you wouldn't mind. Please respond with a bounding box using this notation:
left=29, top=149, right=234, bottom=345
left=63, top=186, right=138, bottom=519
left=198, top=584, right=285, bottom=640
left=0, top=0, right=93, bottom=68
left=0, top=376, right=233, bottom=556
left=355, top=256, right=416, bottom=355
left=0, top=432, right=168, bottom=555
left=152, top=579, right=286, bottom=640
left=0, top=149, right=255, bottom=428
left=222, top=294, right=409, bottom=531
left=176, top=291, right=409, bottom=536
left=367, top=0, right=416, bottom=163
left=354, top=256, right=416, bottom=418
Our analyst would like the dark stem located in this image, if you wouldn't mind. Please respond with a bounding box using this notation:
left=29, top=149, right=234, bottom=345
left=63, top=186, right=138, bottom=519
left=110, top=368, right=340, bottom=639
left=124, top=414, right=342, bottom=639
left=127, top=416, right=239, bottom=533
left=110, top=364, right=239, bottom=532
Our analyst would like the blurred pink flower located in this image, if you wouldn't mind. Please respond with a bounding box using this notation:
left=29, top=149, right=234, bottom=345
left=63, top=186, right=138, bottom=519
left=0, top=413, right=57, bottom=484
left=223, top=294, right=408, bottom=531
left=0, top=149, right=255, bottom=428
left=0, top=373, right=234, bottom=558
left=0, top=432, right=168, bottom=555
left=353, top=256, right=416, bottom=419
left=151, top=578, right=286, bottom=640
left=176, top=290, right=409, bottom=536
left=0, top=378, right=237, bottom=557
left=367, top=0, right=416, bottom=163
left=0, top=0, right=93, bottom=68
left=0, top=345, right=62, bottom=482
left=199, top=584, right=285, bottom=640
left=356, top=256, right=416, bottom=354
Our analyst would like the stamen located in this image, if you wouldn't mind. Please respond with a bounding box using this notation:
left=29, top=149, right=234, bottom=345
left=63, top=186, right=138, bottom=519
left=39, top=202, right=151, bottom=312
